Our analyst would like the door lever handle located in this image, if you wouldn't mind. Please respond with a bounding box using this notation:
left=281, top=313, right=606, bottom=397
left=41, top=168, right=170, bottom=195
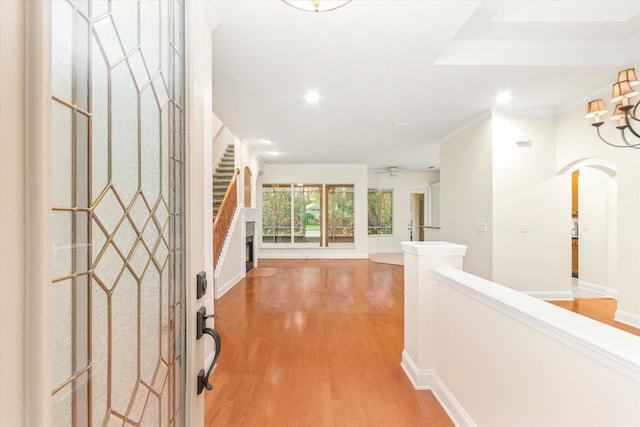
left=196, top=306, right=217, bottom=340
left=196, top=306, right=221, bottom=395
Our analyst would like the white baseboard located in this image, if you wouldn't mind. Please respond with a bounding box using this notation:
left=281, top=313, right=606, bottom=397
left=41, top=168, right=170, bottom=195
left=524, top=291, right=574, bottom=301
left=367, top=248, right=403, bottom=255
left=401, top=351, right=476, bottom=427
left=577, top=280, right=618, bottom=299
left=615, top=309, right=640, bottom=329
left=258, top=252, right=368, bottom=260
left=400, top=350, right=430, bottom=389
left=215, top=271, right=244, bottom=300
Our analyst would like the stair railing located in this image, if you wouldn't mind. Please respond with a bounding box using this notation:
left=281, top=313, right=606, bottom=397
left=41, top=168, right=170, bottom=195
left=213, top=168, right=240, bottom=268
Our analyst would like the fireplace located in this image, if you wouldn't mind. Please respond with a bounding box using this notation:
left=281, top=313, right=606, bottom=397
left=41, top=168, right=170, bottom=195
left=246, top=222, right=255, bottom=272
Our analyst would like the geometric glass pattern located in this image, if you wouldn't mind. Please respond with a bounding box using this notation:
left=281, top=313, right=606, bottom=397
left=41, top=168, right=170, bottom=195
left=51, top=1, right=185, bottom=425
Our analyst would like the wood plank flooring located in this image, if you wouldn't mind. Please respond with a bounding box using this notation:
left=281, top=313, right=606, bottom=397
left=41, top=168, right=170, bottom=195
left=205, top=258, right=453, bottom=426
left=547, top=297, right=640, bottom=337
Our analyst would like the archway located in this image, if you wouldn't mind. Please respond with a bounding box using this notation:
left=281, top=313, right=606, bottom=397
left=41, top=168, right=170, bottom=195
left=244, top=166, right=253, bottom=208
left=558, top=158, right=618, bottom=297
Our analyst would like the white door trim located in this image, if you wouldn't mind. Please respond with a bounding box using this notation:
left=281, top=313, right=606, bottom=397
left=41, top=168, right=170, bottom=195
left=184, top=2, right=217, bottom=426
left=24, top=1, right=54, bottom=425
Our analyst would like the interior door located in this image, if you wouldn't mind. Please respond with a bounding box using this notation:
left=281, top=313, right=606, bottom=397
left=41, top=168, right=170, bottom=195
left=50, top=1, right=187, bottom=425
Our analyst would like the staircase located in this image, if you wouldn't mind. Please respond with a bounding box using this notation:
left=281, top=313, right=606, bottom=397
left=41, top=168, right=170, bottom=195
left=213, top=145, right=235, bottom=220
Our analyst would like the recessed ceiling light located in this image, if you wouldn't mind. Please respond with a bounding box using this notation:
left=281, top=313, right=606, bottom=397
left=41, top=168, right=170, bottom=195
left=392, top=122, right=412, bottom=127
left=270, top=151, right=282, bottom=156
left=259, top=121, right=278, bottom=126
left=305, top=91, right=320, bottom=103
left=260, top=139, right=274, bottom=144
left=495, top=92, right=512, bottom=104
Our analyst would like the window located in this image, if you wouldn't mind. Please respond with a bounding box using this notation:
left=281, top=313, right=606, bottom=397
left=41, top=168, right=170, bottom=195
left=294, top=185, right=322, bottom=243
left=368, top=189, right=393, bottom=235
left=261, top=184, right=354, bottom=246
left=326, top=185, right=355, bottom=244
left=262, top=185, right=292, bottom=243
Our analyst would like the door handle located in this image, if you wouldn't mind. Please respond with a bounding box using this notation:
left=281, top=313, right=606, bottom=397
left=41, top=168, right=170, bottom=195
left=196, top=307, right=221, bottom=394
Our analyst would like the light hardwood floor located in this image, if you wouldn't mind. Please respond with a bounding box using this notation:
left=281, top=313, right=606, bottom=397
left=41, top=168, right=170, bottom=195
left=205, top=258, right=453, bottom=426
left=547, top=297, right=640, bottom=337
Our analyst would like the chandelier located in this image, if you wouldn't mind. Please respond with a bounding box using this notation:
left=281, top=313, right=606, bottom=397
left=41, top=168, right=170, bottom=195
left=282, top=0, right=352, bottom=12
left=585, top=68, right=640, bottom=148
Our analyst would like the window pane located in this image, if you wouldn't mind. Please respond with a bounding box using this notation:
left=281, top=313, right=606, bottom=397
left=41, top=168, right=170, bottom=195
left=368, top=189, right=393, bottom=235
left=294, top=185, right=322, bottom=245
left=262, top=185, right=292, bottom=243
left=327, top=185, right=354, bottom=245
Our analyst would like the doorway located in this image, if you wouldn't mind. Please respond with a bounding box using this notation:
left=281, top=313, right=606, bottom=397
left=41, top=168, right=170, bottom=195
left=561, top=159, right=618, bottom=296
left=409, top=191, right=426, bottom=241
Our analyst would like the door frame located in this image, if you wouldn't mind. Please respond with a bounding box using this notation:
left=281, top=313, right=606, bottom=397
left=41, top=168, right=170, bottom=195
left=184, top=2, right=217, bottom=427
left=407, top=188, right=428, bottom=242
left=3, top=2, right=211, bottom=425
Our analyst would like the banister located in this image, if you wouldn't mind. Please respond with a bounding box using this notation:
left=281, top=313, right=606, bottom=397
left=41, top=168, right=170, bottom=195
left=213, top=168, right=240, bottom=267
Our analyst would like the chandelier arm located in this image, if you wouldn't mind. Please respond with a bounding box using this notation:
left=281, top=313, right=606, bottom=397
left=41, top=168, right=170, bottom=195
left=595, top=126, right=640, bottom=148
left=620, top=129, right=640, bottom=148
left=630, top=102, right=640, bottom=121
left=624, top=113, right=640, bottom=139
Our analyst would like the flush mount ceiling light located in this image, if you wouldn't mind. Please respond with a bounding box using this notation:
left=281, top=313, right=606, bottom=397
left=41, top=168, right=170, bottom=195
left=282, top=0, right=352, bottom=12
left=305, top=91, right=320, bottom=103
left=495, top=91, right=512, bottom=104
left=585, top=68, right=640, bottom=148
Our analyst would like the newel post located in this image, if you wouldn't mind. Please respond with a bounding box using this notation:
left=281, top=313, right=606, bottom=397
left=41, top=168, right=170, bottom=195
left=401, top=241, right=467, bottom=389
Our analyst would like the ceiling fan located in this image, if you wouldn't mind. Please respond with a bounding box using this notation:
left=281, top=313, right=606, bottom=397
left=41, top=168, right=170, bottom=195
left=371, top=166, right=404, bottom=177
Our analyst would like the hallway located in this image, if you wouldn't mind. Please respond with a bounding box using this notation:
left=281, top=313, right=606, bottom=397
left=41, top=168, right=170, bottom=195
left=205, top=259, right=453, bottom=426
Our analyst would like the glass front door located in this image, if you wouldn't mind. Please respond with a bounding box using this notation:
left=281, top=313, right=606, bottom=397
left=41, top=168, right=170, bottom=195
left=50, top=1, right=185, bottom=425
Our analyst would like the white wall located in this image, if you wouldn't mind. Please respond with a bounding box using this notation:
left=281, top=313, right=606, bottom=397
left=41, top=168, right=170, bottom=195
left=403, top=244, right=640, bottom=427
left=215, top=210, right=245, bottom=298
left=212, top=124, right=233, bottom=168
left=367, top=171, right=440, bottom=253
left=491, top=114, right=570, bottom=293
left=257, top=164, right=369, bottom=259
left=578, top=167, right=613, bottom=290
left=432, top=269, right=640, bottom=427
left=435, top=117, right=494, bottom=279
left=236, top=137, right=264, bottom=209
left=430, top=182, right=441, bottom=227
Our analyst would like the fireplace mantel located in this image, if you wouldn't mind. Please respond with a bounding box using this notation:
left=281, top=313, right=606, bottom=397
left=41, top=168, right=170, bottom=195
left=243, top=208, right=260, bottom=223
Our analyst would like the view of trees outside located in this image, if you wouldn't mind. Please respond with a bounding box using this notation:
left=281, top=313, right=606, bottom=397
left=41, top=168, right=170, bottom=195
left=294, top=185, right=322, bottom=243
left=262, top=184, right=355, bottom=245
left=327, top=185, right=355, bottom=243
left=368, top=189, right=393, bottom=235
left=262, top=185, right=292, bottom=243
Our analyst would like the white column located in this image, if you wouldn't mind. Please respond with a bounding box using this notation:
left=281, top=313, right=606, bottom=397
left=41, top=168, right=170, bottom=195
left=401, top=241, right=467, bottom=389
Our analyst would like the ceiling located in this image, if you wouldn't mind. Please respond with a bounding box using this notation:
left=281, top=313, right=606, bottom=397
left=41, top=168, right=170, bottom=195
left=207, top=1, right=640, bottom=172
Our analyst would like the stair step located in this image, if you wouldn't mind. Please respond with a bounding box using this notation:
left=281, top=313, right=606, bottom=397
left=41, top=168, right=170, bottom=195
left=213, top=173, right=233, bottom=179
left=212, top=144, right=236, bottom=224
